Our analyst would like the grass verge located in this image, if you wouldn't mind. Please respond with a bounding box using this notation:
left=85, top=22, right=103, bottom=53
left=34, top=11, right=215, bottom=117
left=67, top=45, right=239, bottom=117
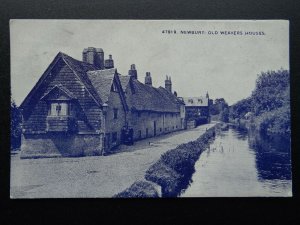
left=145, top=125, right=217, bottom=197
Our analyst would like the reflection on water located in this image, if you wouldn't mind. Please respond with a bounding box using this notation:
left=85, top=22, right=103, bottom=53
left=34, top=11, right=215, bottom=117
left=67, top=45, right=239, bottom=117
left=181, top=127, right=292, bottom=197
left=248, top=129, right=291, bottom=181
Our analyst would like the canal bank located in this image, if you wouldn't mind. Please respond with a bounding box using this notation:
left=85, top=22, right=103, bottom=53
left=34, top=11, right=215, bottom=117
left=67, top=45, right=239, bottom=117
left=115, top=123, right=218, bottom=198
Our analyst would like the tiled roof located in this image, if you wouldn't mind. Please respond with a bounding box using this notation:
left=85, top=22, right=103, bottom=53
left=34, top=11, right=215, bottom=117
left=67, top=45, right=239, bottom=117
left=119, top=75, right=131, bottom=91
left=120, top=76, right=183, bottom=113
left=87, top=69, right=116, bottom=103
left=21, top=51, right=182, bottom=115
left=40, top=84, right=77, bottom=100
left=60, top=53, right=103, bottom=106
left=182, top=97, right=209, bottom=107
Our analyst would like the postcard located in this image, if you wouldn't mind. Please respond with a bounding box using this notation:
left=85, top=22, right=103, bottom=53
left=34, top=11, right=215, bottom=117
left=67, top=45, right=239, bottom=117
left=10, top=20, right=291, bottom=198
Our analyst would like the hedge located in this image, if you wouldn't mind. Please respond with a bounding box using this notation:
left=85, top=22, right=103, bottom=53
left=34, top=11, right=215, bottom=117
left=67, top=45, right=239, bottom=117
left=113, top=180, right=159, bottom=198
left=145, top=126, right=217, bottom=197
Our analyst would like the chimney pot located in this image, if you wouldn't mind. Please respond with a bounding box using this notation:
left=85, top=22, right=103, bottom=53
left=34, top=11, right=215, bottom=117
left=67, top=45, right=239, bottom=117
left=145, top=72, right=152, bottom=86
left=129, top=64, right=138, bottom=79
left=165, top=75, right=172, bottom=92
left=104, top=54, right=114, bottom=69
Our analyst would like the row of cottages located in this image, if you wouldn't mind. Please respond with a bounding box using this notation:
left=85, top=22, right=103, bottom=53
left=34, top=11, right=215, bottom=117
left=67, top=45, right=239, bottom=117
left=182, top=94, right=213, bottom=129
left=20, top=47, right=185, bottom=158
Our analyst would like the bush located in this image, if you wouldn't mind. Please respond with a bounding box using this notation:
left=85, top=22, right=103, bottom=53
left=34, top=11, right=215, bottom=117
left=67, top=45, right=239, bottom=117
left=113, top=180, right=159, bottom=198
left=256, top=106, right=290, bottom=136
left=161, top=148, right=196, bottom=175
left=145, top=160, right=182, bottom=197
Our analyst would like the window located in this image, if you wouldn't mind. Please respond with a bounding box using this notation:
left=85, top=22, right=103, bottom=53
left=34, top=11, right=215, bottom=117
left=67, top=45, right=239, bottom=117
left=137, top=112, right=141, bottom=117
left=49, top=102, right=69, bottom=116
left=113, top=108, right=118, bottom=119
left=146, top=128, right=149, bottom=137
left=138, top=130, right=142, bottom=139
left=111, top=82, right=118, bottom=92
left=188, top=99, right=193, bottom=103
left=112, top=132, right=118, bottom=143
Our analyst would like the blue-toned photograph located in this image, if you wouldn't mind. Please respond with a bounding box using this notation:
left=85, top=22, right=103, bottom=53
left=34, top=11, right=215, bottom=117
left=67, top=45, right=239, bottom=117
left=10, top=20, right=291, bottom=198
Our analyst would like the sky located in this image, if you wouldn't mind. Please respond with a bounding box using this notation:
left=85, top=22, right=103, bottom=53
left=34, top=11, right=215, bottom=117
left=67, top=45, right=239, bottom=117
left=10, top=20, right=289, bottom=106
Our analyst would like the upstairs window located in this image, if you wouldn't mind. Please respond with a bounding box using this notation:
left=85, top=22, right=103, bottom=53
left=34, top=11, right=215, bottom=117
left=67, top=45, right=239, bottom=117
left=111, top=82, right=118, bottom=92
left=49, top=102, right=69, bottom=116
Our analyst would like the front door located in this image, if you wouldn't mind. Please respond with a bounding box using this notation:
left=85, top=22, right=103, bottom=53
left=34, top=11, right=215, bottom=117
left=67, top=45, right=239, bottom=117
left=153, top=121, right=156, bottom=136
left=105, top=133, right=110, bottom=150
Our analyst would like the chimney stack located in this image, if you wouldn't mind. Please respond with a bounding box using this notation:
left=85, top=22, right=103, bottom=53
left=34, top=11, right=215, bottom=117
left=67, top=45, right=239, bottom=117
left=145, top=72, right=152, bottom=86
left=82, top=47, right=104, bottom=69
left=165, top=75, right=172, bottom=93
left=104, top=54, right=114, bottom=69
left=128, top=64, right=138, bottom=79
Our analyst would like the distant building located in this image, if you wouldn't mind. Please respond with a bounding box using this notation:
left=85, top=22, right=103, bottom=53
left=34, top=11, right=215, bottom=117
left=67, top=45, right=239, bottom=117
left=182, top=93, right=211, bottom=127
left=20, top=47, right=185, bottom=158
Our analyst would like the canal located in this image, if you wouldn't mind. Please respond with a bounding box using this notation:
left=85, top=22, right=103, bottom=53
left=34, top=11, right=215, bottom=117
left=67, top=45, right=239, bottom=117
left=181, top=126, right=292, bottom=197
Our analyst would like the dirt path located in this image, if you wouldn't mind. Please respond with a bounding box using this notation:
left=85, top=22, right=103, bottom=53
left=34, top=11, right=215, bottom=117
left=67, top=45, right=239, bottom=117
left=10, top=123, right=215, bottom=198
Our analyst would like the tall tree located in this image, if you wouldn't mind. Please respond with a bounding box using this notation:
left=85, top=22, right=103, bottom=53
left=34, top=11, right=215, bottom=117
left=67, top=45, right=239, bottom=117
left=11, top=98, right=22, bottom=150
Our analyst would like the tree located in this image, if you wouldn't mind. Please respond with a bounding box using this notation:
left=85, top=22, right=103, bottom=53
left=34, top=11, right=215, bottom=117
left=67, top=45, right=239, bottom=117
left=219, top=107, right=229, bottom=123
left=11, top=98, right=22, bottom=150
left=229, top=69, right=290, bottom=136
left=251, top=69, right=289, bottom=115
left=229, top=97, right=253, bottom=119
left=210, top=98, right=229, bottom=116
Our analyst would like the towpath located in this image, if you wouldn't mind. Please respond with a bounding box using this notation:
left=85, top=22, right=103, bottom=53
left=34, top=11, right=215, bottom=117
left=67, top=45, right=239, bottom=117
left=11, top=123, right=215, bottom=198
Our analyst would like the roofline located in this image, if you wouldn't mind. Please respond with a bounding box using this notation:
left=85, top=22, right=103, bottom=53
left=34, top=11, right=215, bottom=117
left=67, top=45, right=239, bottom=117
left=40, top=84, right=77, bottom=100
left=20, top=52, right=63, bottom=109
left=20, top=52, right=104, bottom=111
left=114, top=72, right=129, bottom=112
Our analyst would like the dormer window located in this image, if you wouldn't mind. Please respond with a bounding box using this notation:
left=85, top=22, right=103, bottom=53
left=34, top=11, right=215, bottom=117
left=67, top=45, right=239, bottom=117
left=111, top=82, right=118, bottom=92
left=49, top=102, right=70, bottom=116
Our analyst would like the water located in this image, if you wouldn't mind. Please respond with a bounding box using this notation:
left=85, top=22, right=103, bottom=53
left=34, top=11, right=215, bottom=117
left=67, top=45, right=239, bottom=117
left=181, top=127, right=292, bottom=197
